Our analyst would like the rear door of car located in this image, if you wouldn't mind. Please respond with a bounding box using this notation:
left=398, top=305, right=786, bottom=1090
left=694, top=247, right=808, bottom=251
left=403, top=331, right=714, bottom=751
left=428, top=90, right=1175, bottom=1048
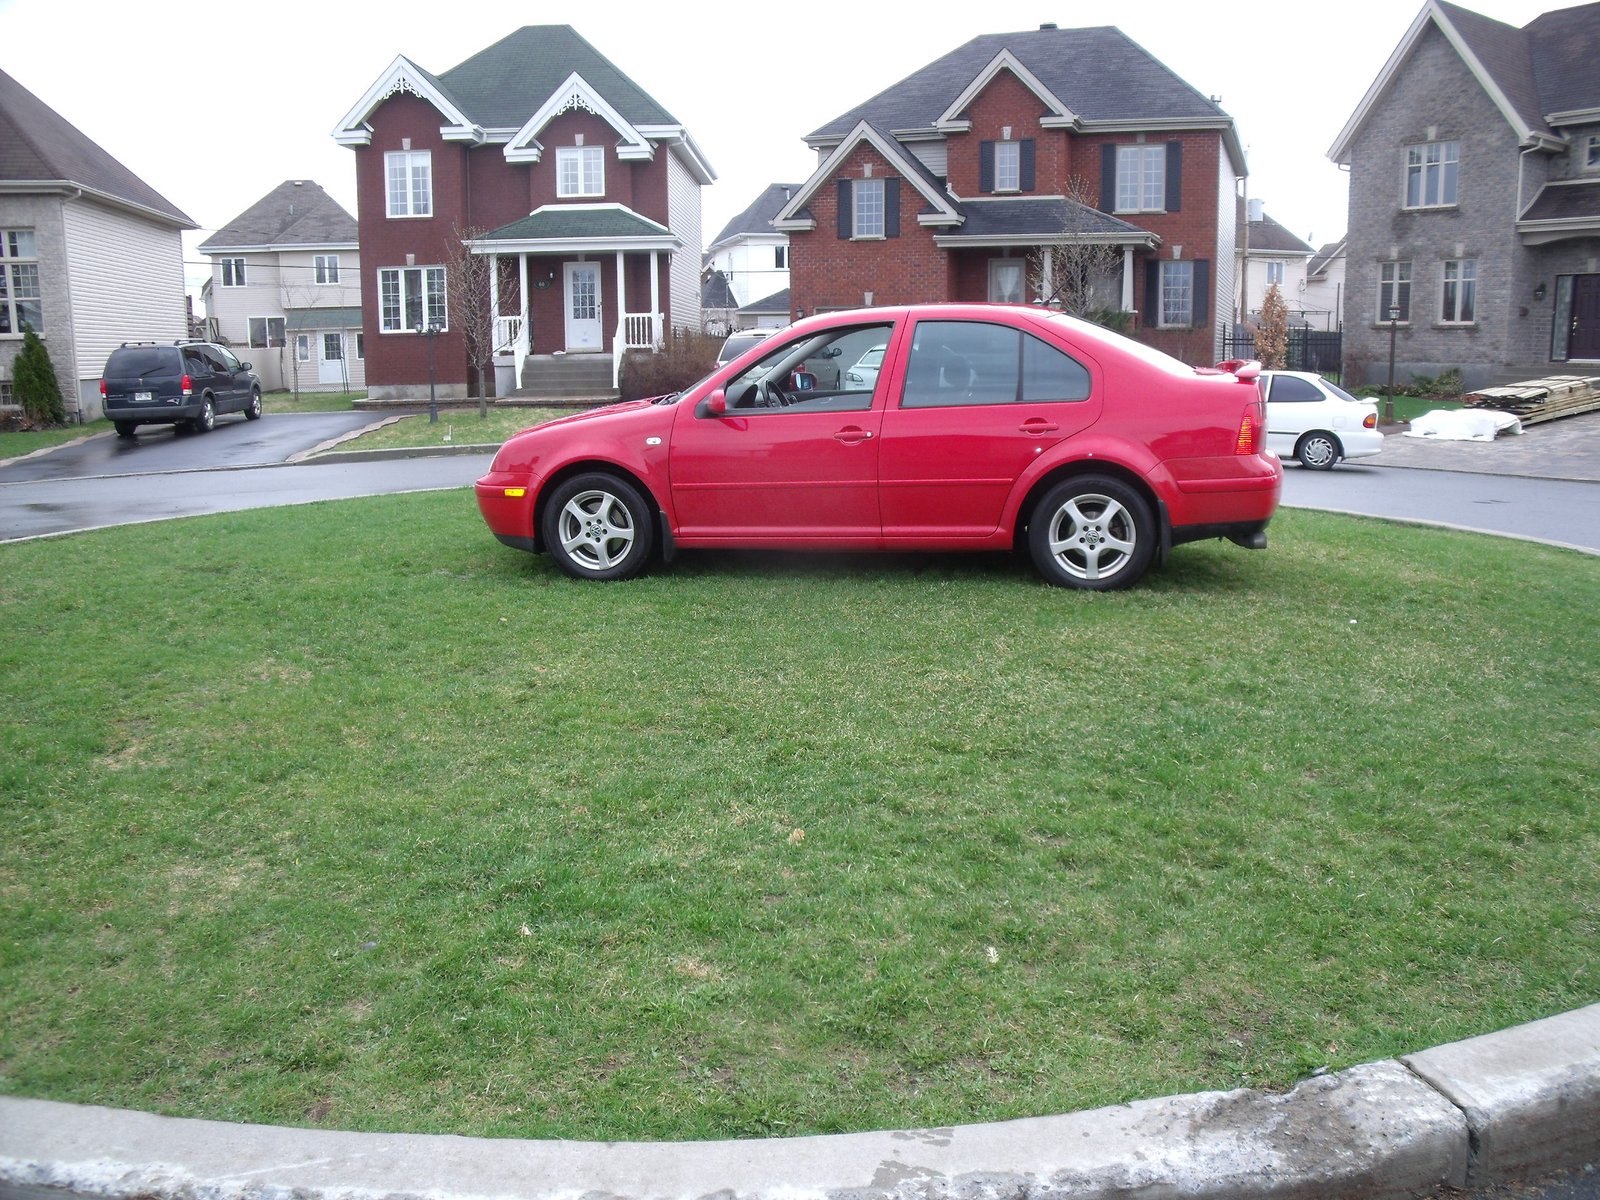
left=105, top=346, right=180, bottom=410
left=877, top=316, right=1103, bottom=539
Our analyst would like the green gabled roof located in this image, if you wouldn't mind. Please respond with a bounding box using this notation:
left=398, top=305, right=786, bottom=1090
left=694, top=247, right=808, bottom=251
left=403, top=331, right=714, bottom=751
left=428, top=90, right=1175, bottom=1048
left=438, top=26, right=676, bottom=130
left=483, top=206, right=669, bottom=241
left=284, top=307, right=362, bottom=331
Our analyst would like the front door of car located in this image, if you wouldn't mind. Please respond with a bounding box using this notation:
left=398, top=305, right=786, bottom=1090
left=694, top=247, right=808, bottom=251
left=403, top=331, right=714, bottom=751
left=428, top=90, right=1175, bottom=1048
left=878, top=318, right=1102, bottom=538
left=668, top=323, right=895, bottom=543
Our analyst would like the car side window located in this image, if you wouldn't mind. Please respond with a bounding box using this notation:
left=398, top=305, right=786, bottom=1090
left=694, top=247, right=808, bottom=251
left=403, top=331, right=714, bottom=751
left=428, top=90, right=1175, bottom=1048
left=217, top=346, right=244, bottom=373
left=721, top=323, right=894, bottom=414
left=183, top=352, right=207, bottom=376
left=1269, top=376, right=1322, bottom=403
left=902, top=321, right=1090, bottom=408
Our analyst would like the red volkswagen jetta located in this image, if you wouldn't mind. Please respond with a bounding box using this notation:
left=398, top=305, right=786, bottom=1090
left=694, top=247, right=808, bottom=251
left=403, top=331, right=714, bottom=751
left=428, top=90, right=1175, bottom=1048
left=476, top=304, right=1282, bottom=590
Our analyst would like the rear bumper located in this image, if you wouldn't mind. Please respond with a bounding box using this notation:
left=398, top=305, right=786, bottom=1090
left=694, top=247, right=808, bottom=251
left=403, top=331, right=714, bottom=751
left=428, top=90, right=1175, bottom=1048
left=104, top=399, right=204, bottom=423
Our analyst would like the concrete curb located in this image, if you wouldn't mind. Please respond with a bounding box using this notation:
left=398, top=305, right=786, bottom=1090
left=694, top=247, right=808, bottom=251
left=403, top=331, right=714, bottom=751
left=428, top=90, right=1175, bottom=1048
left=2, top=1005, right=1596, bottom=1200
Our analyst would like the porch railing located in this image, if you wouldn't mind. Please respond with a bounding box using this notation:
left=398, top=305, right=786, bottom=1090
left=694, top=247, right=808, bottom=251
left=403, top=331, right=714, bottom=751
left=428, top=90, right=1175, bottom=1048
left=612, top=311, right=664, bottom=389
left=494, top=313, right=528, bottom=390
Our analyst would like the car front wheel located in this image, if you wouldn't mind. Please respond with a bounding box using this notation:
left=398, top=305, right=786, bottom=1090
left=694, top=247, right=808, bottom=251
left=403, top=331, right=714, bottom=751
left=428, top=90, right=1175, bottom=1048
left=1295, top=431, right=1340, bottom=470
left=1028, top=475, right=1155, bottom=590
left=540, top=472, right=655, bottom=581
left=245, top=389, right=262, bottom=420
left=190, top=398, right=215, bottom=433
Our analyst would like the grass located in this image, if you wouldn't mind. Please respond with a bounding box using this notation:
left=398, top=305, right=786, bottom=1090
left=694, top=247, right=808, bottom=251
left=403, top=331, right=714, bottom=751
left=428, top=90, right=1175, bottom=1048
left=1, top=499, right=1596, bottom=1143
left=266, top=389, right=363, bottom=414
left=326, top=407, right=573, bottom=455
left=0, top=419, right=112, bottom=458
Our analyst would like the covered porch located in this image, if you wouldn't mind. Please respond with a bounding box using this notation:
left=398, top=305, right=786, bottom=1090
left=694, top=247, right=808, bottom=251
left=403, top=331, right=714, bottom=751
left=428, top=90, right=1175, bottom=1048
left=469, top=204, right=680, bottom=391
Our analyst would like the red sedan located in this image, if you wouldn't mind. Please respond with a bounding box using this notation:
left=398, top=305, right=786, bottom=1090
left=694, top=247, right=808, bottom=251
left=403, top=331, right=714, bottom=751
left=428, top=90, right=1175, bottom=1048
left=476, top=304, right=1282, bottom=590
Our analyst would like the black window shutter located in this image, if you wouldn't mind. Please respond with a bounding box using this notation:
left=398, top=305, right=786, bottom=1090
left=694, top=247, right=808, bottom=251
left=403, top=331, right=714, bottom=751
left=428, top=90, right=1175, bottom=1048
left=837, top=179, right=852, bottom=239
left=980, top=141, right=995, bottom=193
left=885, top=178, right=900, bottom=238
left=1101, top=144, right=1118, bottom=211
left=1020, top=139, right=1035, bottom=191
left=1165, top=141, right=1183, bottom=212
left=1193, top=259, right=1210, bottom=327
left=1144, top=258, right=1160, bottom=321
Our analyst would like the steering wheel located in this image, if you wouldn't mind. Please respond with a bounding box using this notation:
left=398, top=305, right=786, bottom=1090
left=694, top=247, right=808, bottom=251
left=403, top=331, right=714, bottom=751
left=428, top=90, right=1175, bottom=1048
left=760, top=381, right=788, bottom=408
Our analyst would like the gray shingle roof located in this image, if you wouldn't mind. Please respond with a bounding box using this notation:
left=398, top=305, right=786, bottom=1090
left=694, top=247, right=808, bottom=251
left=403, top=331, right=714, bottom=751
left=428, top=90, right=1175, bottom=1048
left=1247, top=213, right=1314, bottom=255
left=1520, top=179, right=1600, bottom=221
left=0, top=66, right=193, bottom=227
left=739, top=287, right=790, bottom=315
left=807, top=26, right=1228, bottom=142
left=709, top=184, right=803, bottom=247
left=1526, top=1, right=1600, bottom=117
left=1308, top=241, right=1345, bottom=277
left=284, top=306, right=363, bottom=331
left=199, top=181, right=356, bottom=252
left=1435, top=1, right=1547, bottom=133
left=702, top=270, right=737, bottom=309
left=437, top=26, right=677, bottom=129
left=942, top=196, right=1151, bottom=240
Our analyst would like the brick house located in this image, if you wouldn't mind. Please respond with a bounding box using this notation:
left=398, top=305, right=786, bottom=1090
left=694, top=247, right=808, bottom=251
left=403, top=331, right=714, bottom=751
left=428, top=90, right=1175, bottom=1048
left=198, top=180, right=364, bottom=394
left=773, top=24, right=1247, bottom=362
left=0, top=66, right=194, bottom=420
left=1330, top=0, right=1600, bottom=390
left=333, top=26, right=713, bottom=400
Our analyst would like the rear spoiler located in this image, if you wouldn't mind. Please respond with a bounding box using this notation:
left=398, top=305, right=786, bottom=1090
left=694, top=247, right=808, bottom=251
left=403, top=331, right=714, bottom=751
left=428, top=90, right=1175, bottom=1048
left=1193, top=358, right=1262, bottom=382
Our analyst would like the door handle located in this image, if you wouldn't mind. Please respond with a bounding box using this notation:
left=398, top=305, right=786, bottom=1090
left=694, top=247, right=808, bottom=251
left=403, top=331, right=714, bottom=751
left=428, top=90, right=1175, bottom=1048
left=1019, top=419, right=1059, bottom=434
left=834, top=428, right=874, bottom=444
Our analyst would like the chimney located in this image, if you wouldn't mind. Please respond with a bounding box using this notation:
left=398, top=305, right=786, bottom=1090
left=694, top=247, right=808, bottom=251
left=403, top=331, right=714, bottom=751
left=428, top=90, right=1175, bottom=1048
left=1247, top=198, right=1265, bottom=223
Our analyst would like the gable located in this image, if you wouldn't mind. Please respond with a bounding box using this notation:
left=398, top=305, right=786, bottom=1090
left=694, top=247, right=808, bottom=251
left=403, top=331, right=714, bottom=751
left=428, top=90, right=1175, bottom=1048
left=332, top=54, right=482, bottom=147
left=934, top=51, right=1079, bottom=132
left=504, top=73, right=653, bottom=164
left=773, top=122, right=962, bottom=232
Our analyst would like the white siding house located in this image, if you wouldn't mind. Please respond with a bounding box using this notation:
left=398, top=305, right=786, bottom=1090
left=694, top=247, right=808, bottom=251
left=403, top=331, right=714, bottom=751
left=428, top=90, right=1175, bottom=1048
left=705, top=183, right=798, bottom=328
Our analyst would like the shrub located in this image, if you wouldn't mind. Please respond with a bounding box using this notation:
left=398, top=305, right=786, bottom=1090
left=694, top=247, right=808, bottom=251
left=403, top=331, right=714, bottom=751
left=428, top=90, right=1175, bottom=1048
left=1257, top=285, right=1289, bottom=370
left=619, top=326, right=721, bottom=401
left=13, top=325, right=66, bottom=426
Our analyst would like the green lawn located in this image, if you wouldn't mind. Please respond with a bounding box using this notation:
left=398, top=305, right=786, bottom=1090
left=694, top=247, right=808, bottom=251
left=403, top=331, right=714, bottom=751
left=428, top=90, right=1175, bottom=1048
left=0, top=419, right=112, bottom=459
left=1, top=499, right=1595, bottom=1142
left=325, top=408, right=572, bottom=454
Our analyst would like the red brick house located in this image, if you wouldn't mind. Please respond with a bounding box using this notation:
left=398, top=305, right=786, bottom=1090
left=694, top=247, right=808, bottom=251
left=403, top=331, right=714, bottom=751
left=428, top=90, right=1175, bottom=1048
left=774, top=25, right=1247, bottom=361
left=334, top=26, right=713, bottom=400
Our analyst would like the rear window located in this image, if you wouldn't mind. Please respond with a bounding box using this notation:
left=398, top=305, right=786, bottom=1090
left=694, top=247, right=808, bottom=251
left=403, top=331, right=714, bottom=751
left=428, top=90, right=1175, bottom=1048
left=105, top=347, right=179, bottom=377
left=717, top=333, right=768, bottom=364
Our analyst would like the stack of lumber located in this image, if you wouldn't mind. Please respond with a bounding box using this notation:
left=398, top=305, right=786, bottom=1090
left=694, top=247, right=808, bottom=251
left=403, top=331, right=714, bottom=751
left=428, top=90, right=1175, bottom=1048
left=1463, top=375, right=1600, bottom=425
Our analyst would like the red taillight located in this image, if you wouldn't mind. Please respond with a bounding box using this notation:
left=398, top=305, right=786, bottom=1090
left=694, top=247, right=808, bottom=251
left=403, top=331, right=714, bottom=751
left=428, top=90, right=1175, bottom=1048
left=1234, top=405, right=1263, bottom=455
left=1363, top=412, right=1377, bottom=429
left=99, top=379, right=106, bottom=397
left=180, top=374, right=193, bottom=396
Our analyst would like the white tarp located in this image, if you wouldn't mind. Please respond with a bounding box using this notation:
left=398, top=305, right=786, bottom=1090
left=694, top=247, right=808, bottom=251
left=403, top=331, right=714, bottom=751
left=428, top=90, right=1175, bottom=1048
left=1404, top=408, right=1523, bottom=441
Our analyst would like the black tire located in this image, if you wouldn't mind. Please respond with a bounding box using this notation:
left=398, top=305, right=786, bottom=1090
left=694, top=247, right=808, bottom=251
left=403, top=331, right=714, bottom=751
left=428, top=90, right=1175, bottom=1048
left=244, top=389, right=262, bottom=420
left=539, top=472, right=655, bottom=582
left=1295, top=431, right=1340, bottom=470
left=113, top=421, right=137, bottom=438
left=190, top=397, right=215, bottom=433
left=1027, top=475, right=1155, bottom=590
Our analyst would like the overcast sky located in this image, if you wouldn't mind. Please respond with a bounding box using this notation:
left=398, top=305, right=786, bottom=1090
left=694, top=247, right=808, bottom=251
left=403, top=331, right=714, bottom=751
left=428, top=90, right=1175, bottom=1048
left=0, top=0, right=1561, bottom=296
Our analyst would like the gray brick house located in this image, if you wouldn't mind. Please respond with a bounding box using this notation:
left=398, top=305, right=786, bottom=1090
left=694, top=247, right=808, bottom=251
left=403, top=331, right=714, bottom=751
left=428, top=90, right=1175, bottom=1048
left=1330, top=0, right=1600, bottom=390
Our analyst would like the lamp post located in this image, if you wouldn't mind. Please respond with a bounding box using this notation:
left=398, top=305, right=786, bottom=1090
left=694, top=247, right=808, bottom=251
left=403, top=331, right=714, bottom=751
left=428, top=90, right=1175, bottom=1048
left=1384, top=305, right=1400, bottom=425
left=417, top=318, right=442, bottom=424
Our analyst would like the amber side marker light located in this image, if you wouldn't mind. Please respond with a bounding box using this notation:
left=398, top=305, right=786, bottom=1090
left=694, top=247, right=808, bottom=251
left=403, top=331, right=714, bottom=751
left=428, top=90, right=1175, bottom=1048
left=504, top=487, right=526, bottom=498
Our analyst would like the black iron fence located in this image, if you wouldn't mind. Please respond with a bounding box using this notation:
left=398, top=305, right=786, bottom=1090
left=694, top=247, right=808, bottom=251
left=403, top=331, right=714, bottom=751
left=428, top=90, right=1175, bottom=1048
left=1221, top=329, right=1342, bottom=374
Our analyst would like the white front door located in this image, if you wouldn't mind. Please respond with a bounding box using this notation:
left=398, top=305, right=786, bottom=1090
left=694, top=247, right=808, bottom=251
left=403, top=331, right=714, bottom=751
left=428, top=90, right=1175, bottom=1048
left=564, top=262, right=602, bottom=351
left=988, top=259, right=1026, bottom=304
left=318, top=332, right=346, bottom=385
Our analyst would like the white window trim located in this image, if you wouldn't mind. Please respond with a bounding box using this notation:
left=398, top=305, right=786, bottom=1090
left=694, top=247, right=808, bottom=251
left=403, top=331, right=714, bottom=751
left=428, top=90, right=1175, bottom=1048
left=378, top=266, right=448, bottom=333
left=1403, top=140, right=1459, bottom=210
left=314, top=255, right=341, bottom=285
left=1584, top=134, right=1600, bottom=172
left=295, top=333, right=312, bottom=363
left=556, top=146, right=605, bottom=198
left=1, top=227, right=43, bottom=336
left=852, top=177, right=885, bottom=239
left=221, top=257, right=247, bottom=288
left=1379, top=261, right=1413, bottom=325
left=1115, top=144, right=1165, bottom=214
left=385, top=150, right=433, bottom=218
left=994, top=140, right=1021, bottom=192
left=1157, top=260, right=1194, bottom=329
left=1439, top=258, right=1477, bottom=326
left=248, top=315, right=286, bottom=349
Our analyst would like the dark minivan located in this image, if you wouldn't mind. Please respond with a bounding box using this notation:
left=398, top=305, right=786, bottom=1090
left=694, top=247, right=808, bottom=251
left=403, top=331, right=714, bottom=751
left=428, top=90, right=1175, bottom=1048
left=101, top=341, right=262, bottom=436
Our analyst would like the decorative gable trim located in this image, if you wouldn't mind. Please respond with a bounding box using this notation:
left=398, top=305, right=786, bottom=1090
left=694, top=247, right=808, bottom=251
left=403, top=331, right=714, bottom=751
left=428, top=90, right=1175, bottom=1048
left=772, top=120, right=962, bottom=232
left=504, top=72, right=653, bottom=164
left=332, top=55, right=483, bottom=147
left=1329, top=1, right=1559, bottom=163
left=934, top=50, right=1080, bottom=132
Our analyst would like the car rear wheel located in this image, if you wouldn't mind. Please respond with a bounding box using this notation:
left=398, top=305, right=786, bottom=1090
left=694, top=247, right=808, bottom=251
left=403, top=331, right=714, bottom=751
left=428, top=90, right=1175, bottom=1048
left=540, top=472, right=655, bottom=582
left=1027, top=475, right=1155, bottom=590
left=114, top=421, right=136, bottom=438
left=1295, top=431, right=1340, bottom=470
left=190, top=398, right=215, bottom=433
left=245, top=389, right=262, bottom=420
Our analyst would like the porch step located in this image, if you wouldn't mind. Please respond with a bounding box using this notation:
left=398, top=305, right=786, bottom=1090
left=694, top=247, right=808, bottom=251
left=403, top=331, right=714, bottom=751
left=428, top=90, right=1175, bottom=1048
left=515, top=353, right=616, bottom=399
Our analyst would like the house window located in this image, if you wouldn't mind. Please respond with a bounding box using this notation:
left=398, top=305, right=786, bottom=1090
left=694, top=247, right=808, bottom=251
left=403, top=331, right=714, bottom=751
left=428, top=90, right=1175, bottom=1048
left=1440, top=259, right=1477, bottom=324
left=220, top=257, right=246, bottom=288
left=1404, top=140, right=1459, bottom=208
left=248, top=316, right=286, bottom=348
left=1379, top=261, right=1412, bottom=322
left=1160, top=261, right=1194, bottom=327
left=1116, top=145, right=1165, bottom=213
left=355, top=332, right=365, bottom=360
left=995, top=140, right=1021, bottom=191
left=323, top=332, right=344, bottom=361
left=557, top=146, right=605, bottom=197
left=0, top=228, right=43, bottom=334
left=0, top=380, right=13, bottom=407
left=314, top=255, right=340, bottom=284
left=774, top=245, right=788, bottom=269
left=1586, top=135, right=1600, bottom=170
left=1266, top=261, right=1285, bottom=286
left=853, top=178, right=885, bottom=238
left=295, top=334, right=312, bottom=363
left=385, top=150, right=433, bottom=217
left=378, top=266, right=447, bottom=332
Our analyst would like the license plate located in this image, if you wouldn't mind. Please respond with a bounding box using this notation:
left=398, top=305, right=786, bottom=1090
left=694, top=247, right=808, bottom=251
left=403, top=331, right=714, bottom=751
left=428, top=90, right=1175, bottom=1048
left=135, top=391, right=153, bottom=403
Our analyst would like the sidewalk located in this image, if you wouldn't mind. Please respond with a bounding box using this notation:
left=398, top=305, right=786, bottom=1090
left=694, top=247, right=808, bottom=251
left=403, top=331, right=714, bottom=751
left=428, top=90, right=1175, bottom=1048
left=2, top=1005, right=1596, bottom=1200
left=1368, top=411, right=1600, bottom=482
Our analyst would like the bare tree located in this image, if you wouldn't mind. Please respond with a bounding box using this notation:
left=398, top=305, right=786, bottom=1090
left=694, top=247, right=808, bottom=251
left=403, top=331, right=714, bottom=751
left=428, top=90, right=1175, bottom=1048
left=1257, top=283, right=1290, bottom=369
left=1027, top=176, right=1126, bottom=323
left=444, top=224, right=498, bottom=417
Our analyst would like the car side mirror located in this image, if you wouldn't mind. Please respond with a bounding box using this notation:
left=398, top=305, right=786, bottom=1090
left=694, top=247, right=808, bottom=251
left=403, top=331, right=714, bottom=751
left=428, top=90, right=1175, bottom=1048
left=240, top=362, right=253, bottom=371
left=698, top=390, right=728, bottom=418
left=823, top=346, right=842, bottom=358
